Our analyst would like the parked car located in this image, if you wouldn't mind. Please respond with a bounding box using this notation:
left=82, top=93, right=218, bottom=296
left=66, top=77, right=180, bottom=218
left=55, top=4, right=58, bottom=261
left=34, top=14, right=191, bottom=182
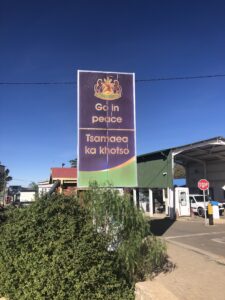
left=189, top=194, right=224, bottom=217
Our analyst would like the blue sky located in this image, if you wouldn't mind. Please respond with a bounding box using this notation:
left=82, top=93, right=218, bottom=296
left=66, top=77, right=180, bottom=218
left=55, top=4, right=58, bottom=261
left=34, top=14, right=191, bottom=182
left=1, top=0, right=225, bottom=186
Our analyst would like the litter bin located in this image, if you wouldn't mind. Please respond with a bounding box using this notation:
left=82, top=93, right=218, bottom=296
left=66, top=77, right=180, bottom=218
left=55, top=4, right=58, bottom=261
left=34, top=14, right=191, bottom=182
left=211, top=200, right=220, bottom=221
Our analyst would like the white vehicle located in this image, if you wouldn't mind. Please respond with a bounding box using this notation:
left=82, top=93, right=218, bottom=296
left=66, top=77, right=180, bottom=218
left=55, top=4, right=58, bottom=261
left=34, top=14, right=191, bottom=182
left=189, top=194, right=224, bottom=217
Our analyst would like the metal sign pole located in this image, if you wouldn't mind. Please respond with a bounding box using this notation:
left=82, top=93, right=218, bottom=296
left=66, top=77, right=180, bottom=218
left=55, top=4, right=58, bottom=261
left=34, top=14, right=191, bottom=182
left=203, top=189, right=207, bottom=225
left=198, top=179, right=209, bottom=226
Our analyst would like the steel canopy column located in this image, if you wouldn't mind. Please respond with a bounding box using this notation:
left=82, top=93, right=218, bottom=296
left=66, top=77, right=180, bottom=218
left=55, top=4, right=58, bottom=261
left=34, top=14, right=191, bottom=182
left=163, top=188, right=169, bottom=215
left=148, top=189, right=153, bottom=216
left=133, top=189, right=137, bottom=207
left=168, top=188, right=175, bottom=219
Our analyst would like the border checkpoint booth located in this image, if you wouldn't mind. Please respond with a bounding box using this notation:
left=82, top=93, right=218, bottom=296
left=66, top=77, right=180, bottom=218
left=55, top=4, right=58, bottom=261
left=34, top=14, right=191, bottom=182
left=136, top=136, right=225, bottom=219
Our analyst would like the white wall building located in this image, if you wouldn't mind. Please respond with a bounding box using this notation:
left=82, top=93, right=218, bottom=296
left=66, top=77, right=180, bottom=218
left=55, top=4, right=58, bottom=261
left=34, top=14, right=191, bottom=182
left=38, top=180, right=53, bottom=196
left=19, top=191, right=35, bottom=202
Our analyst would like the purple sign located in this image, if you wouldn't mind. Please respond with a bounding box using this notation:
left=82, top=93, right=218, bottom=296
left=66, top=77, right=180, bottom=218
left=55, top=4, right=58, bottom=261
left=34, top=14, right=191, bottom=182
left=78, top=70, right=137, bottom=187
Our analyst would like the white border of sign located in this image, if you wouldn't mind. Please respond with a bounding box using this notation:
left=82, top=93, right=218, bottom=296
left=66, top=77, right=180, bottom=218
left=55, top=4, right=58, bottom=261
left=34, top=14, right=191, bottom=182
left=77, top=69, right=137, bottom=187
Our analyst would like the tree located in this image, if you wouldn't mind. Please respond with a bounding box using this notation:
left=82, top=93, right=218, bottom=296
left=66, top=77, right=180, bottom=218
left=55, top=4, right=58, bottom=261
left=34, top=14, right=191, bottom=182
left=0, top=168, right=12, bottom=206
left=28, top=181, right=37, bottom=189
left=174, top=163, right=186, bottom=179
left=69, top=158, right=77, bottom=168
left=0, top=168, right=12, bottom=193
left=28, top=181, right=38, bottom=196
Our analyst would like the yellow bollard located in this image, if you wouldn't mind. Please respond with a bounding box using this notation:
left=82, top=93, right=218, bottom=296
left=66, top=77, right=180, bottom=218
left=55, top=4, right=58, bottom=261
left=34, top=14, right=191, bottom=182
left=208, top=203, right=213, bottom=225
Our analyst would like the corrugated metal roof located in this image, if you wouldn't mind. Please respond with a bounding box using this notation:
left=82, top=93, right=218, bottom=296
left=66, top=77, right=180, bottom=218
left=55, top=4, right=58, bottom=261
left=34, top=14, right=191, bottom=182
left=138, top=136, right=225, bottom=160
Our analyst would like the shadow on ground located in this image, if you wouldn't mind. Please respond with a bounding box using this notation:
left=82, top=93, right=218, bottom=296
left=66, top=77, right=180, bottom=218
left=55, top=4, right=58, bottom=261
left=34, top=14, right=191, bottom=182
left=146, top=217, right=177, bottom=277
left=149, top=217, right=176, bottom=236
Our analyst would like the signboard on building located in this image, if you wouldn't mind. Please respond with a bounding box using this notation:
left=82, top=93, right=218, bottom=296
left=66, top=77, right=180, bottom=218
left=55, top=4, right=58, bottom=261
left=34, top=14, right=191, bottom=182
left=77, top=70, right=137, bottom=187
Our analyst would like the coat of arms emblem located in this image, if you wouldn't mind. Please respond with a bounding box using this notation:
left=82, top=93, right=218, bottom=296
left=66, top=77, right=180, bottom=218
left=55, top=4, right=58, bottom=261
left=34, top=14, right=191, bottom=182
left=94, top=76, right=122, bottom=100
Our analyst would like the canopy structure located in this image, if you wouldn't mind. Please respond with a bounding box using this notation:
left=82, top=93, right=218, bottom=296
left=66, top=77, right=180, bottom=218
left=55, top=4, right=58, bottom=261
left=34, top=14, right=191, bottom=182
left=173, top=136, right=225, bottom=166
left=137, top=136, right=225, bottom=201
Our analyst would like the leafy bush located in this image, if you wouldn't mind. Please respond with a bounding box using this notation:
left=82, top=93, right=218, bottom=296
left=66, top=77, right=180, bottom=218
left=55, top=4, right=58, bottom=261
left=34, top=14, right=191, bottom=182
left=0, top=188, right=168, bottom=299
left=0, top=195, right=134, bottom=299
left=135, top=236, right=167, bottom=280
left=83, top=185, right=168, bottom=282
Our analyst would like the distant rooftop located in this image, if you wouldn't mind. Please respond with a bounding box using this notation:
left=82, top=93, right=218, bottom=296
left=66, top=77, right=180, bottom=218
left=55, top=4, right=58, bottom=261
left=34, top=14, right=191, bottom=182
left=51, top=168, right=77, bottom=179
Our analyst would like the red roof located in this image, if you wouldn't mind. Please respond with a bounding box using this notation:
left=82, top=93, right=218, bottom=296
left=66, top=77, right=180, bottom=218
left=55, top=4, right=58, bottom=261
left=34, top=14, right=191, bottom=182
left=51, top=168, right=77, bottom=179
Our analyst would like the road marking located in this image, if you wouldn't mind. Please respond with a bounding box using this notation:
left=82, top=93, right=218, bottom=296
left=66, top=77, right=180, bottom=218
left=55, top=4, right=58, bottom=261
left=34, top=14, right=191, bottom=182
left=211, top=237, right=225, bottom=244
left=165, top=231, right=225, bottom=240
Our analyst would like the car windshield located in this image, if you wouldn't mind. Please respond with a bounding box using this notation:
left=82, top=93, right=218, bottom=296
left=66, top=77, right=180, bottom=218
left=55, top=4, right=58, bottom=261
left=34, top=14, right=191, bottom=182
left=195, top=196, right=209, bottom=202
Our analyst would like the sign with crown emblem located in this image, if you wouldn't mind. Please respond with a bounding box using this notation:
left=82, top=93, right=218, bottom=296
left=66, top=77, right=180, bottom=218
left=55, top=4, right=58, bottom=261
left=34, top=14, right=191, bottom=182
left=94, top=77, right=122, bottom=100
left=77, top=70, right=137, bottom=187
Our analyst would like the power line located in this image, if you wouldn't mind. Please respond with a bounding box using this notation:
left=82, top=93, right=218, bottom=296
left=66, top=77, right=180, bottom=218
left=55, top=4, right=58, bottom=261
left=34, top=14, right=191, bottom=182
left=0, top=73, right=225, bottom=85
left=11, top=178, right=32, bottom=182
left=137, top=74, right=225, bottom=82
left=0, top=81, right=74, bottom=85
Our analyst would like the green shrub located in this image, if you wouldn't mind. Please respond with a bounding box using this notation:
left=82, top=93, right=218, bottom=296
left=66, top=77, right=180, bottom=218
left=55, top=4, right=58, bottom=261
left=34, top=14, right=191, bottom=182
left=135, top=236, right=167, bottom=280
left=0, top=188, right=168, bottom=300
left=83, top=186, right=168, bottom=282
left=0, top=195, right=133, bottom=299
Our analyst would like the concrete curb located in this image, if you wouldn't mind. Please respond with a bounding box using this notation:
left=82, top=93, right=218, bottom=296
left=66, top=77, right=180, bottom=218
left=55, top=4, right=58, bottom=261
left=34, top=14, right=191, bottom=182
left=213, top=218, right=225, bottom=224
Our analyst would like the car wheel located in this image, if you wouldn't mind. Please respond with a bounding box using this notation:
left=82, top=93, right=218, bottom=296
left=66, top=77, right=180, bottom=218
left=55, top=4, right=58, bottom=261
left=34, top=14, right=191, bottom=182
left=197, top=207, right=205, bottom=217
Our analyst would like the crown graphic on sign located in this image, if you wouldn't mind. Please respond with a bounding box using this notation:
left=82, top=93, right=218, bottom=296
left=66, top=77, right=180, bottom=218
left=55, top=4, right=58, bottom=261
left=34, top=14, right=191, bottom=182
left=94, top=76, right=122, bottom=100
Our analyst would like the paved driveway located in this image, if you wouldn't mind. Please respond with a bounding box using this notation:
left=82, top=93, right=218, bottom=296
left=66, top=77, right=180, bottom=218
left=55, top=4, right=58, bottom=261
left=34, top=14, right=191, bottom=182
left=142, top=217, right=225, bottom=300
left=150, top=217, right=225, bottom=261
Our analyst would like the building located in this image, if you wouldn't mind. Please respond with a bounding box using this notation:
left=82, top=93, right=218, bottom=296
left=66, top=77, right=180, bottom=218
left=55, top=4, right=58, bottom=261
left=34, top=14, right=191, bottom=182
left=137, top=136, right=225, bottom=218
left=50, top=168, right=77, bottom=194
left=37, top=180, right=53, bottom=196
left=18, top=188, right=36, bottom=202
